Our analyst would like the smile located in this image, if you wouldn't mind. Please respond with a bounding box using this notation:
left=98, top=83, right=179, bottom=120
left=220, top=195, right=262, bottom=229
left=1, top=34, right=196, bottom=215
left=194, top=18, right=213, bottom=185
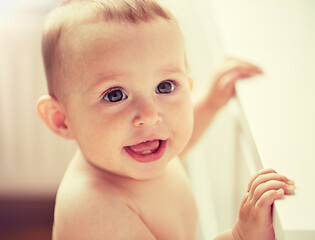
left=124, top=140, right=167, bottom=163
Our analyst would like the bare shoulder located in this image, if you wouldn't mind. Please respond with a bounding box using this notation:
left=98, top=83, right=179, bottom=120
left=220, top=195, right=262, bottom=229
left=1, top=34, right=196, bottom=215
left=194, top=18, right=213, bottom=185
left=53, top=175, right=156, bottom=240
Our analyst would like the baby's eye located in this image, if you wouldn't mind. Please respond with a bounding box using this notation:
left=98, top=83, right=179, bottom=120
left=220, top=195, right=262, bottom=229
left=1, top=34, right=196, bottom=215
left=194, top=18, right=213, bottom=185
left=155, top=80, right=176, bottom=94
left=103, top=88, right=127, bottom=102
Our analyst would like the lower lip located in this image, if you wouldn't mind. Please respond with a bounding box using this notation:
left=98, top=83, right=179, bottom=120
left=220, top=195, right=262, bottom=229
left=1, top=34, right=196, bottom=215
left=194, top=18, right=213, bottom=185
left=124, top=140, right=167, bottom=163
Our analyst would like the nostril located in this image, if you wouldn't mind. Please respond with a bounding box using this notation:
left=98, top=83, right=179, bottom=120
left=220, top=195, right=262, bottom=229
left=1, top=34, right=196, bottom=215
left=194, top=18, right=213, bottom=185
left=132, top=113, right=162, bottom=127
left=132, top=100, right=162, bottom=127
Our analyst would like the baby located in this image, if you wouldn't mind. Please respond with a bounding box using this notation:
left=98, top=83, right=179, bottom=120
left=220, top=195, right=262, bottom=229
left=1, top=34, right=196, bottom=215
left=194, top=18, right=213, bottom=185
left=37, top=0, right=295, bottom=239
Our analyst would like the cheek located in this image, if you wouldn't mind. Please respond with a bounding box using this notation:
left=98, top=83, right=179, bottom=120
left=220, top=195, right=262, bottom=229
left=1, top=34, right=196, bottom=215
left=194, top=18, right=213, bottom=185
left=167, top=96, right=194, bottom=141
left=68, top=107, right=131, bottom=152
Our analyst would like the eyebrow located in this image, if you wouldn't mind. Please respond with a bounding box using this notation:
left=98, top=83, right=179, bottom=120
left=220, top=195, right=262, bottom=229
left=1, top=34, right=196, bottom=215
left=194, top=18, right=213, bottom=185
left=158, top=66, right=187, bottom=76
left=88, top=72, right=128, bottom=91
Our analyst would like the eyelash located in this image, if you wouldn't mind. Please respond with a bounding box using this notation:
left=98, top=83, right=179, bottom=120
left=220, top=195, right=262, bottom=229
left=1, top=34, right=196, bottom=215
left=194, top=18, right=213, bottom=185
left=101, top=80, right=179, bottom=103
left=155, top=80, right=178, bottom=94
left=102, top=87, right=127, bottom=103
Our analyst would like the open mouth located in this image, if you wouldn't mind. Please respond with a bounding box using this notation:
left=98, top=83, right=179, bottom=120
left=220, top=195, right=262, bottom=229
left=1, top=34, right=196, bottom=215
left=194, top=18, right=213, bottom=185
left=124, top=140, right=166, bottom=163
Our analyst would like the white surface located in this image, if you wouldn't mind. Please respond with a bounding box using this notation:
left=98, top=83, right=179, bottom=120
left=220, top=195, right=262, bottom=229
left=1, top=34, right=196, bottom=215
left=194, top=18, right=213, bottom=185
left=236, top=75, right=315, bottom=237
left=209, top=0, right=315, bottom=239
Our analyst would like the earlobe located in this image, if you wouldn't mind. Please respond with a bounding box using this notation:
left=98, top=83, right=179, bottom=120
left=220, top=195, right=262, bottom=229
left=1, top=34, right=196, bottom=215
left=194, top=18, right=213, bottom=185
left=36, top=95, right=74, bottom=139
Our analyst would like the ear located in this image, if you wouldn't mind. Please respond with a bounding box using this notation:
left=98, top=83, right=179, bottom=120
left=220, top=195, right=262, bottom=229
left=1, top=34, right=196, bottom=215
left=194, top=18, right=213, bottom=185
left=188, top=76, right=194, bottom=91
left=36, top=95, right=74, bottom=139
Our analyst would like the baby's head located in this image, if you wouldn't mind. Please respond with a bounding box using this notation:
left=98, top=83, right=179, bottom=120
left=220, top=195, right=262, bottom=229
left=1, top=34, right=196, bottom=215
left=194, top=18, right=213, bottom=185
left=42, top=0, right=179, bottom=100
left=38, top=0, right=194, bottom=180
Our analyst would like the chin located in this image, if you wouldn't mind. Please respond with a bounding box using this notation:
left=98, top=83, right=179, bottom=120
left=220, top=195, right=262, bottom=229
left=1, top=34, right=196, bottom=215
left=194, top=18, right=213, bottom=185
left=127, top=156, right=173, bottom=181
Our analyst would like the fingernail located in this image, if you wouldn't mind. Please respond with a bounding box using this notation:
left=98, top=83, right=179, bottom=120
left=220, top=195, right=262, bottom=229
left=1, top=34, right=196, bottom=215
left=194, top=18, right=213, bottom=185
left=286, top=185, right=295, bottom=194
left=276, top=188, right=284, bottom=196
left=287, top=179, right=295, bottom=186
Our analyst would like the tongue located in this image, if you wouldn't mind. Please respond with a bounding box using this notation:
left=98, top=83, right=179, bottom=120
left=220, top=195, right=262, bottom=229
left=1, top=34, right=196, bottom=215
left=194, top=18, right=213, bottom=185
left=129, top=140, right=160, bottom=154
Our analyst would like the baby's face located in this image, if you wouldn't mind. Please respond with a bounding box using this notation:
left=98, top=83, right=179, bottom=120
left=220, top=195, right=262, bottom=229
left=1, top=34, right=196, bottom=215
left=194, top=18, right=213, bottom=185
left=62, top=19, right=193, bottom=180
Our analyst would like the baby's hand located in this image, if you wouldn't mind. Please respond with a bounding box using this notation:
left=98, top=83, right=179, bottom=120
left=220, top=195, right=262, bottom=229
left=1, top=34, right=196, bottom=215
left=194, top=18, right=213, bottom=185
left=232, top=168, right=295, bottom=240
left=207, top=57, right=262, bottom=111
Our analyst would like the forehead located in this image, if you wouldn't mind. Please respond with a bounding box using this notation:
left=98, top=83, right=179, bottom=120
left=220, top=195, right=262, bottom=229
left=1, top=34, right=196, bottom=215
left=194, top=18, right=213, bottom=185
left=61, top=19, right=185, bottom=72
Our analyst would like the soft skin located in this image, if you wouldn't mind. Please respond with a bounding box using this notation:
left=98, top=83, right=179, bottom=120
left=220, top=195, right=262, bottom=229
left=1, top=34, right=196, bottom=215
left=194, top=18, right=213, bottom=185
left=39, top=19, right=194, bottom=181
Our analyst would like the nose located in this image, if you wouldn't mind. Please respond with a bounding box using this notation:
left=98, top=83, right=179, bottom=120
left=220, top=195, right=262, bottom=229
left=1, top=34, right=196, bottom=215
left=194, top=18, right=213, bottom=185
left=132, top=99, right=162, bottom=127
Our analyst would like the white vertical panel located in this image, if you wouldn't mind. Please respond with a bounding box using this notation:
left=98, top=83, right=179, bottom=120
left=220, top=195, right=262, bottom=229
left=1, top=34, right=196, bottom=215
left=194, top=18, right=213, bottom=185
left=0, top=4, right=76, bottom=198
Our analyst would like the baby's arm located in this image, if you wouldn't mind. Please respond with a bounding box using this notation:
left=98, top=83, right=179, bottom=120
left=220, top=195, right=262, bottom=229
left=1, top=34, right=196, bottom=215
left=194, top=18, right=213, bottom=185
left=181, top=57, right=262, bottom=157
left=214, top=168, right=295, bottom=240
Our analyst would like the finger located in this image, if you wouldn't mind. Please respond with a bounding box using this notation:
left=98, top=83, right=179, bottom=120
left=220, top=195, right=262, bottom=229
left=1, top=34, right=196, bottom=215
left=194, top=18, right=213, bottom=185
left=214, top=66, right=261, bottom=86
left=222, top=57, right=262, bottom=73
left=219, top=68, right=252, bottom=90
left=248, top=172, right=289, bottom=198
left=241, top=192, right=250, bottom=207
left=217, top=75, right=238, bottom=103
left=255, top=189, right=284, bottom=219
left=219, top=65, right=262, bottom=85
left=247, top=168, right=277, bottom=192
left=287, top=179, right=295, bottom=186
left=234, top=65, right=263, bottom=77
left=224, top=57, right=263, bottom=73
left=220, top=73, right=238, bottom=92
left=251, top=180, right=295, bottom=203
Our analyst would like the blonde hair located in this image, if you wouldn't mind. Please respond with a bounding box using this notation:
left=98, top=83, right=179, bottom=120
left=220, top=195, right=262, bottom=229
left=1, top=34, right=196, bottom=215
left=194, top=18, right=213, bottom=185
left=42, top=0, right=175, bottom=99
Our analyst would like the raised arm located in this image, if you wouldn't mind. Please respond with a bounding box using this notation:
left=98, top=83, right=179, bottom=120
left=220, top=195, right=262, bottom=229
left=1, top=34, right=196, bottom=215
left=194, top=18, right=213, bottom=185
left=180, top=57, right=262, bottom=157
left=182, top=57, right=262, bottom=156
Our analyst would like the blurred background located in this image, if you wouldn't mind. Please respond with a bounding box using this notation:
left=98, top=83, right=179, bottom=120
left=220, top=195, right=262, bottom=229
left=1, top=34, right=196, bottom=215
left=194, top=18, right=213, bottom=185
left=0, top=1, right=75, bottom=239
left=1, top=0, right=314, bottom=240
